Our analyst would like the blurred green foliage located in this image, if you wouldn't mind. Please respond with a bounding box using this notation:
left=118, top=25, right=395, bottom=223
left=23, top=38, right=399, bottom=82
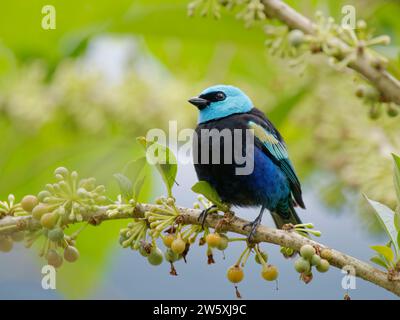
left=0, top=0, right=400, bottom=297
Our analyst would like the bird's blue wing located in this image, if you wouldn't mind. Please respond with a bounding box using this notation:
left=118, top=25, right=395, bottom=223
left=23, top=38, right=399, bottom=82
left=248, top=121, right=305, bottom=209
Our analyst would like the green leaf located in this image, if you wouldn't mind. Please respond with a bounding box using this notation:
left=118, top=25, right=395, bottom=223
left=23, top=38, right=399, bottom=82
left=137, top=136, right=177, bottom=197
left=393, top=153, right=400, bottom=203
left=365, top=195, right=400, bottom=256
left=394, top=208, right=400, bottom=232
left=113, top=173, right=133, bottom=202
left=134, top=175, right=146, bottom=201
left=398, top=232, right=400, bottom=252
left=370, top=256, right=389, bottom=269
left=370, top=245, right=395, bottom=262
left=191, top=181, right=224, bottom=208
left=123, top=156, right=147, bottom=183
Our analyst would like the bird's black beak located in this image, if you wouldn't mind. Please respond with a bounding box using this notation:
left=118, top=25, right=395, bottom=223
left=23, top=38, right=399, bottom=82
left=188, top=97, right=209, bottom=110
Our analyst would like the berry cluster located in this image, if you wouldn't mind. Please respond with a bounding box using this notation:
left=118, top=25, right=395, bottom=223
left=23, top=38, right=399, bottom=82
left=226, top=244, right=279, bottom=297
left=294, top=245, right=331, bottom=283
left=34, top=167, right=107, bottom=223
left=0, top=167, right=108, bottom=268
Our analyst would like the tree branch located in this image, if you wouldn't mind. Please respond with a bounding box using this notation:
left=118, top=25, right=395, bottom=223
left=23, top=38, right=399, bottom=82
left=1, top=203, right=400, bottom=297
left=262, top=0, right=400, bottom=105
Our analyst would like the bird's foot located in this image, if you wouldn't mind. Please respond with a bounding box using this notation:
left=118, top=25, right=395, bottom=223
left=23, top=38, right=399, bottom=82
left=198, top=205, right=217, bottom=228
left=242, top=215, right=262, bottom=242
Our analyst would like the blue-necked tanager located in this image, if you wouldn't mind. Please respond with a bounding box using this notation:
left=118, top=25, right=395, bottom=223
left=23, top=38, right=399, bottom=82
left=189, top=85, right=305, bottom=240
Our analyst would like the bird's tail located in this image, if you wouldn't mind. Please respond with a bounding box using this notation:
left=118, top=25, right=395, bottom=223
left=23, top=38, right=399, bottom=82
left=271, top=205, right=302, bottom=229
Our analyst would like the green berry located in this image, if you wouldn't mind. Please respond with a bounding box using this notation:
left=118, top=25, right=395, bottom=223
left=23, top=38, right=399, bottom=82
left=0, top=236, right=13, bottom=252
left=355, top=85, right=365, bottom=98
left=288, top=29, right=305, bottom=47
left=37, top=191, right=52, bottom=203
left=139, top=244, right=150, bottom=257
left=294, top=257, right=311, bottom=273
left=216, top=234, right=229, bottom=251
left=387, top=105, right=398, bottom=117
left=316, top=259, right=330, bottom=273
left=64, top=246, right=80, bottom=262
left=311, top=254, right=322, bottom=266
left=320, top=249, right=333, bottom=261
left=40, top=212, right=59, bottom=229
left=164, top=248, right=180, bottom=263
left=32, top=203, right=50, bottom=220
left=48, top=227, right=64, bottom=242
left=300, top=244, right=316, bottom=259
left=47, top=249, right=63, bottom=268
left=255, top=251, right=268, bottom=264
left=147, top=247, right=163, bottom=266
left=21, top=195, right=39, bottom=212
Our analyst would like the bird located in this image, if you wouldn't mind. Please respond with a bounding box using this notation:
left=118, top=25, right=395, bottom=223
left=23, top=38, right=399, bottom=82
left=188, top=84, right=305, bottom=240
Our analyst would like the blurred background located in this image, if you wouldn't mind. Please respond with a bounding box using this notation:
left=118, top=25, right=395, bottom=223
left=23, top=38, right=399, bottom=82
left=0, top=0, right=399, bottom=299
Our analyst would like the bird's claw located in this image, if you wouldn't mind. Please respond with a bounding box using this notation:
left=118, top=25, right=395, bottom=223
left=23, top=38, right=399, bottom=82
left=198, top=205, right=217, bottom=229
left=242, top=217, right=262, bottom=242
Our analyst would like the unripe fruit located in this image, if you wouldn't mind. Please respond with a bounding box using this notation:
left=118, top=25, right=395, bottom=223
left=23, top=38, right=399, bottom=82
left=147, top=247, right=163, bottom=266
left=206, top=233, right=221, bottom=248
left=261, top=264, right=279, bottom=281
left=311, top=254, right=321, bottom=266
left=11, top=231, right=25, bottom=242
left=32, top=203, right=50, bottom=220
left=387, top=106, right=399, bottom=117
left=171, top=238, right=186, bottom=254
left=288, top=29, right=305, bottom=47
left=64, top=246, right=80, bottom=262
left=294, top=257, right=311, bottom=273
left=255, top=251, right=268, bottom=264
left=216, top=234, right=229, bottom=251
left=139, top=244, right=150, bottom=257
left=0, top=236, right=13, bottom=252
left=47, top=249, right=63, bottom=268
left=316, top=259, right=330, bottom=273
left=300, top=244, right=316, bottom=259
left=320, top=248, right=333, bottom=261
left=355, top=85, right=365, bottom=98
left=21, top=195, right=39, bottom=212
left=227, top=265, right=244, bottom=283
left=37, top=191, right=52, bottom=203
left=40, top=212, right=59, bottom=229
left=164, top=248, right=180, bottom=263
left=162, top=234, right=175, bottom=248
left=48, top=227, right=64, bottom=242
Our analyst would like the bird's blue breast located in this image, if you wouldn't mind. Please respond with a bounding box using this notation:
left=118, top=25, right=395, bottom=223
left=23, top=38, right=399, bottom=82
left=238, top=147, right=290, bottom=209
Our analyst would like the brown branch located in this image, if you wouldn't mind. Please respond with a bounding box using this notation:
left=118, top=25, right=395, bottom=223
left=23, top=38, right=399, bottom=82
left=262, top=0, right=400, bottom=105
left=1, top=203, right=400, bottom=297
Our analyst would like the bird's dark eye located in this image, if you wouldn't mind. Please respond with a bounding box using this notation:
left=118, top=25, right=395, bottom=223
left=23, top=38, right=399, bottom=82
left=199, top=91, right=226, bottom=103
left=215, top=92, right=226, bottom=101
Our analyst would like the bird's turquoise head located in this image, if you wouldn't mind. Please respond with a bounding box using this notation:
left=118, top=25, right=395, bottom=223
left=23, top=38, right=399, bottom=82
left=188, top=85, right=253, bottom=123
